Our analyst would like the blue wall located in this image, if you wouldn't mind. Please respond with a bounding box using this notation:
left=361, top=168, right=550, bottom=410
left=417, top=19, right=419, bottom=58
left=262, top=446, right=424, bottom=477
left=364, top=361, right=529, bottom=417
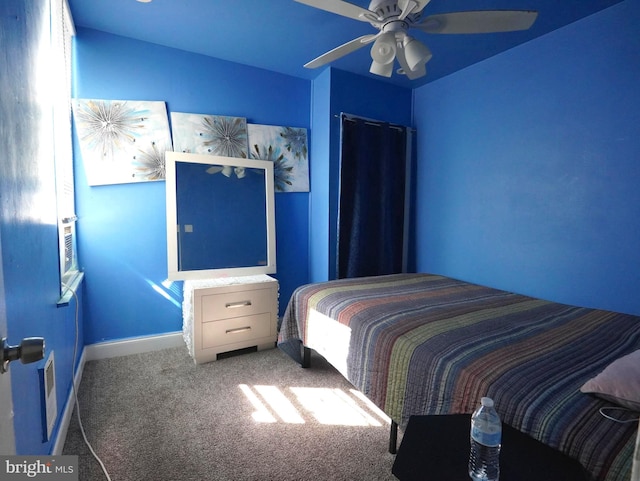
left=74, top=29, right=311, bottom=343
left=412, top=0, right=640, bottom=315
left=309, top=69, right=413, bottom=282
left=308, top=70, right=332, bottom=283
left=1, top=0, right=85, bottom=455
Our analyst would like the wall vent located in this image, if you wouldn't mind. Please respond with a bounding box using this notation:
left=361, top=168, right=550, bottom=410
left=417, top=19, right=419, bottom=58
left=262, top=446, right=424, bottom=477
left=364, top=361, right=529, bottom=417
left=38, top=351, right=57, bottom=442
left=64, top=226, right=73, bottom=272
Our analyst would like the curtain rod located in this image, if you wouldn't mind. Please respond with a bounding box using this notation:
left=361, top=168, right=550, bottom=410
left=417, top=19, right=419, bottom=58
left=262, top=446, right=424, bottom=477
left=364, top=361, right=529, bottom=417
left=335, top=113, right=416, bottom=132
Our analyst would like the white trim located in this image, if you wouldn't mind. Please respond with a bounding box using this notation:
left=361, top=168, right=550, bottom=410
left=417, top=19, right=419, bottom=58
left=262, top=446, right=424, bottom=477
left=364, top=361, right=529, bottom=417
left=62, top=0, right=76, bottom=36
left=165, top=152, right=277, bottom=281
left=85, top=331, right=184, bottom=361
left=52, top=347, right=86, bottom=455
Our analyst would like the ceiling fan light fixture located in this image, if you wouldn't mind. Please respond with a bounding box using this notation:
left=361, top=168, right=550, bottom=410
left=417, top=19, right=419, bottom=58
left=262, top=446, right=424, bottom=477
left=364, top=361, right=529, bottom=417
left=370, top=32, right=397, bottom=65
left=221, top=165, right=233, bottom=178
left=403, top=37, right=432, bottom=71
left=370, top=60, right=394, bottom=77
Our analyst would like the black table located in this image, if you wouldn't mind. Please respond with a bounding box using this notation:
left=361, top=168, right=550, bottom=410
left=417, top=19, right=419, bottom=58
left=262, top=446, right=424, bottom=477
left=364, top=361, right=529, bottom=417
left=392, top=414, right=588, bottom=481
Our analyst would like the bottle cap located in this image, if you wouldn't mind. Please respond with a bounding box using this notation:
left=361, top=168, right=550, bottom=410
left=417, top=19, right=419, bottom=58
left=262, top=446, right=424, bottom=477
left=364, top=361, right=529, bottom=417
left=480, top=397, right=494, bottom=407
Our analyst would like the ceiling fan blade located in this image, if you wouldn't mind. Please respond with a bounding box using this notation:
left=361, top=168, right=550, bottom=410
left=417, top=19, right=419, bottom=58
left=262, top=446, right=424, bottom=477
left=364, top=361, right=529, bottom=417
left=294, top=0, right=378, bottom=22
left=398, top=0, right=432, bottom=20
left=304, top=34, right=378, bottom=69
left=417, top=10, right=538, bottom=34
left=396, top=42, right=427, bottom=80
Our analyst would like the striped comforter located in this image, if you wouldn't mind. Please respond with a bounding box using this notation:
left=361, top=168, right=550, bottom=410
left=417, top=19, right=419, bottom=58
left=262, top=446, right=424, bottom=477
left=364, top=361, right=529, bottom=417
left=277, top=273, right=640, bottom=481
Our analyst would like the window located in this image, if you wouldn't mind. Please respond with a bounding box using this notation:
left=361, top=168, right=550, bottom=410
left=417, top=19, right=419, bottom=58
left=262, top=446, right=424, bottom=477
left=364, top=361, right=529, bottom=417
left=50, top=0, right=79, bottom=300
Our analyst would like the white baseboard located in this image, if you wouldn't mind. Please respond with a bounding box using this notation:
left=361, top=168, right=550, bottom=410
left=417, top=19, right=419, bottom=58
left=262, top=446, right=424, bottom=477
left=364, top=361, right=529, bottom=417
left=52, top=347, right=86, bottom=456
left=85, top=331, right=184, bottom=361
left=52, top=331, right=184, bottom=454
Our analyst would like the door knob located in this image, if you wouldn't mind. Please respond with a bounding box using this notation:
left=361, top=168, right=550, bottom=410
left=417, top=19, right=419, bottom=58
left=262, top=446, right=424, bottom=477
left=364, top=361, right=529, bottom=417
left=0, top=337, right=45, bottom=374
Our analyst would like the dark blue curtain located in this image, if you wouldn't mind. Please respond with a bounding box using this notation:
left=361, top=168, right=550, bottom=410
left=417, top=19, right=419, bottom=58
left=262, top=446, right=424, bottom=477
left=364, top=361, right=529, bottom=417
left=337, top=115, right=408, bottom=279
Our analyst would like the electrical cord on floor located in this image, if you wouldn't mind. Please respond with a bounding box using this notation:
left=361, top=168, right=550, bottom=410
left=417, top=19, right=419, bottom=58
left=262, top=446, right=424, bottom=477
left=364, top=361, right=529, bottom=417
left=599, top=406, right=639, bottom=424
left=65, top=285, right=112, bottom=481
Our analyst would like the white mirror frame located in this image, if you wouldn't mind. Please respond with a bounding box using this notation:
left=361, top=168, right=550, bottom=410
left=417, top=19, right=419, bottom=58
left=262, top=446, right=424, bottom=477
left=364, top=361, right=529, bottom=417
left=165, top=151, right=277, bottom=280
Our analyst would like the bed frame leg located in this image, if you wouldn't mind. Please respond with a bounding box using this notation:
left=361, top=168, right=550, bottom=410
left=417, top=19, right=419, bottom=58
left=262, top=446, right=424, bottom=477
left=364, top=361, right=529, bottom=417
left=301, top=346, right=311, bottom=368
left=389, top=420, right=398, bottom=454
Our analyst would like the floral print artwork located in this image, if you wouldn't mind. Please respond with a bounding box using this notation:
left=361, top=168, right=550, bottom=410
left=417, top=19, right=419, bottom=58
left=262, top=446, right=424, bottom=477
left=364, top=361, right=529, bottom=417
left=170, top=112, right=249, bottom=159
left=72, top=99, right=172, bottom=185
left=248, top=124, right=309, bottom=193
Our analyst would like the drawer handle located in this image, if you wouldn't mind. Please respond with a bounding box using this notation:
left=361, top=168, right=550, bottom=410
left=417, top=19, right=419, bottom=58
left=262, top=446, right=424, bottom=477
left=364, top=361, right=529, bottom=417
left=226, top=326, right=252, bottom=334
left=225, top=300, right=252, bottom=309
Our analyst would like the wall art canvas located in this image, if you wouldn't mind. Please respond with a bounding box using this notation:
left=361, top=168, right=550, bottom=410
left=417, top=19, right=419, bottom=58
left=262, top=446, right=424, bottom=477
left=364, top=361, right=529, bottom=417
left=247, top=124, right=309, bottom=193
left=72, top=99, right=172, bottom=186
left=171, top=112, right=249, bottom=158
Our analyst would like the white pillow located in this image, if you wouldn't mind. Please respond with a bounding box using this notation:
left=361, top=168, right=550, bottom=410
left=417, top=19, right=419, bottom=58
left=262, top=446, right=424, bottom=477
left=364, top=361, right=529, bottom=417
left=580, top=349, right=640, bottom=411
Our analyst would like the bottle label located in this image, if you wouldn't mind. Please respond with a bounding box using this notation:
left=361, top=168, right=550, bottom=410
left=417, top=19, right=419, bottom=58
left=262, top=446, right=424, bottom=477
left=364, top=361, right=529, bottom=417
left=471, top=424, right=501, bottom=447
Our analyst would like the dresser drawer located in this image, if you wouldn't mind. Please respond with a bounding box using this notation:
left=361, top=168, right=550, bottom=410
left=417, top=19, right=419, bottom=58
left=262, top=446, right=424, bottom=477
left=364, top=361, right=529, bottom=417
left=201, top=312, right=272, bottom=349
left=201, top=287, right=275, bottom=323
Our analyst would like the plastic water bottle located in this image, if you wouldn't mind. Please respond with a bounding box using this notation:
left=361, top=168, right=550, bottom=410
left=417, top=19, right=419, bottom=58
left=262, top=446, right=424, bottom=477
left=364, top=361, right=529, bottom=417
left=469, top=397, right=502, bottom=481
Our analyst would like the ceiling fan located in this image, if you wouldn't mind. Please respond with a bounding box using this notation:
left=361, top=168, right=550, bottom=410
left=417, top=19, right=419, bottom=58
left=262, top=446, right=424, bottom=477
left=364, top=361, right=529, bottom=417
left=295, top=0, right=538, bottom=80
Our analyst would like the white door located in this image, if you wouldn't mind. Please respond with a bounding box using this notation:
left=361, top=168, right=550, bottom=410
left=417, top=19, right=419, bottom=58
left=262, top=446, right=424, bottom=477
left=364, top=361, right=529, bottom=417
left=0, top=231, right=16, bottom=455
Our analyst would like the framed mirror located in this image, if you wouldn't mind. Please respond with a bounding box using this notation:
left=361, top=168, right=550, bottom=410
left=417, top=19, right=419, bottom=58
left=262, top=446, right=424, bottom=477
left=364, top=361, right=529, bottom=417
left=165, top=151, right=276, bottom=280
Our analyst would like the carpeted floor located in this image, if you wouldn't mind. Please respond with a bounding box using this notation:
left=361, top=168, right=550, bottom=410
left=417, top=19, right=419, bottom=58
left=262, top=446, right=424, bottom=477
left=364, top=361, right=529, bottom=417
left=63, top=346, right=401, bottom=481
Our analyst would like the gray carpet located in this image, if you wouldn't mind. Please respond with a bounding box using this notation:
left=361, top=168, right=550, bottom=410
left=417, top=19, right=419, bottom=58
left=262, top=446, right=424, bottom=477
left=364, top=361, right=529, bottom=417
left=63, top=346, right=401, bottom=481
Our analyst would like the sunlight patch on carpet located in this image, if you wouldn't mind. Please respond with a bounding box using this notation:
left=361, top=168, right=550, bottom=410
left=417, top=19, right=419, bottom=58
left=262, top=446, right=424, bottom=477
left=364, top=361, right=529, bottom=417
left=240, top=384, right=391, bottom=426
left=254, top=385, right=305, bottom=424
left=239, top=384, right=278, bottom=423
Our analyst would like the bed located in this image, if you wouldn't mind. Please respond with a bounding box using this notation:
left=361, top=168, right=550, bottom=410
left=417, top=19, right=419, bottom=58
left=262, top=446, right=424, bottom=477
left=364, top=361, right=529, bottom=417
left=277, top=273, right=640, bottom=481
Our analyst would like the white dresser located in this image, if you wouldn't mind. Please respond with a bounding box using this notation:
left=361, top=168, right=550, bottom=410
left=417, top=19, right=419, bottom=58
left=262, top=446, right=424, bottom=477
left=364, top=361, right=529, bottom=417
left=183, top=275, right=278, bottom=364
